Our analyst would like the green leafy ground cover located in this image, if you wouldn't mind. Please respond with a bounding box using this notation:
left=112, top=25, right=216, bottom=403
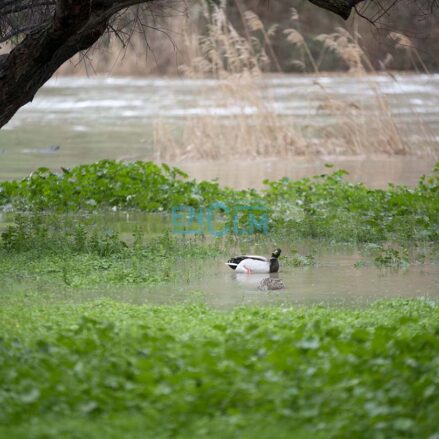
left=1, top=160, right=438, bottom=243
left=0, top=299, right=438, bottom=438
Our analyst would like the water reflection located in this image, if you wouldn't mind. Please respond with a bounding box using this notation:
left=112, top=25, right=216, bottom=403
left=235, top=273, right=285, bottom=291
left=3, top=251, right=437, bottom=309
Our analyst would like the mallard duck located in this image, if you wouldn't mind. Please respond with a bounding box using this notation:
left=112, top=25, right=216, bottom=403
left=226, top=249, right=281, bottom=274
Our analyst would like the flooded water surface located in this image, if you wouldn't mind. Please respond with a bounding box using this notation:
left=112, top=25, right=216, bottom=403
left=82, top=249, right=439, bottom=308
left=0, top=210, right=438, bottom=307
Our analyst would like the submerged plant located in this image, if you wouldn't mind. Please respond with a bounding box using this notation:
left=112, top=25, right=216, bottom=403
left=1, top=212, right=126, bottom=255
left=374, top=247, right=410, bottom=268
left=0, top=212, right=224, bottom=288
left=282, top=248, right=316, bottom=267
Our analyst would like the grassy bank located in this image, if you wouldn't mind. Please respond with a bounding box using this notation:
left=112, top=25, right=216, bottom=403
left=0, top=298, right=438, bottom=438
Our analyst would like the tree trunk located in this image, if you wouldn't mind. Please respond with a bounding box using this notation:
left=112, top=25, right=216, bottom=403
left=0, top=2, right=109, bottom=128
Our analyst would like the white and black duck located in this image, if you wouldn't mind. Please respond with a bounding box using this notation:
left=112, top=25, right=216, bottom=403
left=226, top=249, right=281, bottom=274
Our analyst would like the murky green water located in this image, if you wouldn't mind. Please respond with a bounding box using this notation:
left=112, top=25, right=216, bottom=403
left=127, top=236, right=439, bottom=307
left=187, top=254, right=439, bottom=308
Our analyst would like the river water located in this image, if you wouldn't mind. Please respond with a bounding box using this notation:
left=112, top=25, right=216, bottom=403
left=61, top=248, right=439, bottom=308
left=1, top=74, right=438, bottom=186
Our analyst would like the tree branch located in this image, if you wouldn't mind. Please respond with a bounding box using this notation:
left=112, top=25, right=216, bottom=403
left=0, top=25, right=36, bottom=44
left=0, top=1, right=55, bottom=16
left=307, top=0, right=366, bottom=19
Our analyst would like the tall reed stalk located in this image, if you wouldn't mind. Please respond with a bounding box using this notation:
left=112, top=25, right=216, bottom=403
left=152, top=2, right=436, bottom=160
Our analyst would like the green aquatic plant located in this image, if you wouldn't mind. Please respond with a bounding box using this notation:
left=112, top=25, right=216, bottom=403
left=264, top=165, right=439, bottom=243
left=354, top=260, right=367, bottom=268
left=0, top=160, right=256, bottom=212
left=282, top=248, right=316, bottom=267
left=0, top=213, right=223, bottom=287
left=374, top=247, right=410, bottom=268
left=0, top=160, right=438, bottom=243
left=355, top=242, right=433, bottom=269
left=1, top=212, right=127, bottom=255
left=0, top=162, right=437, bottom=439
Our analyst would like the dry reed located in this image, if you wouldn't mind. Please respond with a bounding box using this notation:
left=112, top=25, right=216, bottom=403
left=156, top=1, right=307, bottom=161
left=154, top=2, right=436, bottom=160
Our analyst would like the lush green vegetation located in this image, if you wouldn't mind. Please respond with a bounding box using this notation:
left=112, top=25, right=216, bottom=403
left=0, top=298, right=438, bottom=438
left=1, top=160, right=438, bottom=243
left=265, top=166, right=439, bottom=243
left=0, top=161, right=253, bottom=212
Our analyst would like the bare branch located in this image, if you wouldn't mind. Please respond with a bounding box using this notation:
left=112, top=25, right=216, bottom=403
left=0, top=1, right=54, bottom=16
